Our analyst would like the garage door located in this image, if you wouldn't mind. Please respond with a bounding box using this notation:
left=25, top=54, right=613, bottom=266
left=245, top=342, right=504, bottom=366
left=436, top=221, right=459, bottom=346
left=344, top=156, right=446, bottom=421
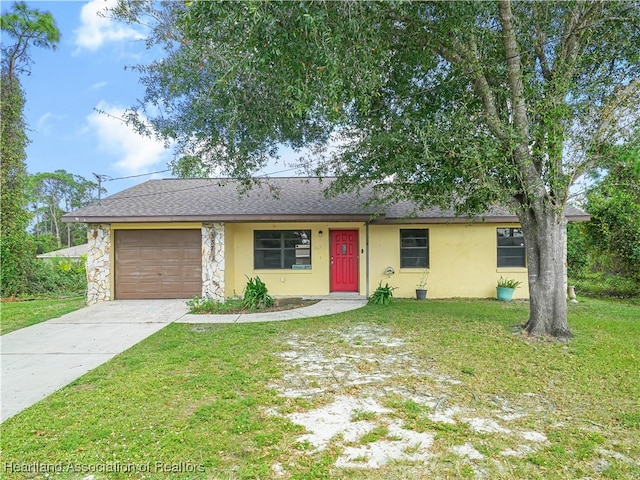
left=115, top=230, right=202, bottom=299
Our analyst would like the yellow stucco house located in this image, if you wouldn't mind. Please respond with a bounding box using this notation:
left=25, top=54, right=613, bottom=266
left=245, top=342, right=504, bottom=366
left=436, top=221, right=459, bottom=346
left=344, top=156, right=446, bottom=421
left=62, top=177, right=589, bottom=304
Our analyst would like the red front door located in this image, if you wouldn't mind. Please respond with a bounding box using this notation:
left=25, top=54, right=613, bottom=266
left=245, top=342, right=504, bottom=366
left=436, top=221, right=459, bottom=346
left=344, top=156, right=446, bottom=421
left=330, top=230, right=359, bottom=292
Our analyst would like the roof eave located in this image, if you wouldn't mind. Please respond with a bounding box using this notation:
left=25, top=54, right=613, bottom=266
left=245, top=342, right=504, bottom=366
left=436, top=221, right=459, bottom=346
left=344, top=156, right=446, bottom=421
left=566, top=214, right=591, bottom=222
left=61, top=214, right=377, bottom=224
left=376, top=214, right=591, bottom=224
left=372, top=215, right=518, bottom=224
left=62, top=213, right=591, bottom=224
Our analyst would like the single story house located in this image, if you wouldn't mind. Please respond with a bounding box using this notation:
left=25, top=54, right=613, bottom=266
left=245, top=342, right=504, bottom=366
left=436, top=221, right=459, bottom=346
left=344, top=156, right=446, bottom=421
left=61, top=177, right=589, bottom=304
left=36, top=243, right=88, bottom=261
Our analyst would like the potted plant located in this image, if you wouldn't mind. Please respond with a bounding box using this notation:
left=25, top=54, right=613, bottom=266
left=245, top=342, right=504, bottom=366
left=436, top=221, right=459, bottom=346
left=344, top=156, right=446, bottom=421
left=496, top=276, right=522, bottom=301
left=415, top=270, right=429, bottom=300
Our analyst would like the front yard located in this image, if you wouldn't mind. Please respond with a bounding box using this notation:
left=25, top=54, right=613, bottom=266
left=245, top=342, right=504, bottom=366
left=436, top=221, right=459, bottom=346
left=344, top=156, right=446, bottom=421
left=1, top=298, right=638, bottom=479
left=0, top=297, right=85, bottom=335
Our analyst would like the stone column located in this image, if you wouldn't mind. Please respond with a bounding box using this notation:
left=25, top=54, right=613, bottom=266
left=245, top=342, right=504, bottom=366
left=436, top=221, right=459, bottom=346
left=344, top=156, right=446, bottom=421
left=86, top=224, right=111, bottom=304
left=202, top=223, right=225, bottom=302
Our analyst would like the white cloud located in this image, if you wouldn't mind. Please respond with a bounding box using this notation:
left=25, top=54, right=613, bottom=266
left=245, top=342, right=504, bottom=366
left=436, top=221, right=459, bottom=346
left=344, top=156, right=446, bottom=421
left=91, top=81, right=108, bottom=90
left=74, top=0, right=144, bottom=52
left=87, top=101, right=170, bottom=174
left=37, top=112, right=67, bottom=136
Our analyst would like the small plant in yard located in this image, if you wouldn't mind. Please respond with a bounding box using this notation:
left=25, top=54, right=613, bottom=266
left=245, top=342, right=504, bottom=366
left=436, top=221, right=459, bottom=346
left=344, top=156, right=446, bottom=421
left=359, top=425, right=389, bottom=444
left=368, top=281, right=397, bottom=305
left=243, top=275, right=274, bottom=310
left=187, top=296, right=249, bottom=314
left=351, top=410, right=377, bottom=422
left=186, top=296, right=217, bottom=313
left=497, top=276, right=523, bottom=289
left=417, top=269, right=429, bottom=289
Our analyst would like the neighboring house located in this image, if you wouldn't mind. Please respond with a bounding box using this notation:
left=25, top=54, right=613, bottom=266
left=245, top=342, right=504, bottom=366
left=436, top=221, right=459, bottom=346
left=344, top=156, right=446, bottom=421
left=36, top=243, right=88, bottom=261
left=61, top=177, right=589, bottom=305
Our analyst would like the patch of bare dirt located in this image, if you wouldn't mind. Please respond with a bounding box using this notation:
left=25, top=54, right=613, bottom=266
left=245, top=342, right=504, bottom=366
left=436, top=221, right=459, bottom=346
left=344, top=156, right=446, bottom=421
left=266, top=323, right=555, bottom=477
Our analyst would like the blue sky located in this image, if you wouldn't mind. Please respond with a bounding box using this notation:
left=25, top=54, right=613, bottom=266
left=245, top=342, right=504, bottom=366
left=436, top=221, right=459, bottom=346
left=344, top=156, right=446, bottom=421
left=14, top=0, right=295, bottom=197
left=11, top=0, right=172, bottom=195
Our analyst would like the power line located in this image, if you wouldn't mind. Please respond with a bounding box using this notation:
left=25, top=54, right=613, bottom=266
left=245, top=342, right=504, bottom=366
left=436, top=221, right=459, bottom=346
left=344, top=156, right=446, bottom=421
left=92, top=168, right=173, bottom=203
left=84, top=160, right=326, bottom=205
left=103, top=169, right=172, bottom=182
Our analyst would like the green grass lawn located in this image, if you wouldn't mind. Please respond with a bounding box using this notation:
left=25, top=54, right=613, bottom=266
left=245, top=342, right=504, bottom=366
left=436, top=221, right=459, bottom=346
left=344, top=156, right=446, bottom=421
left=0, top=297, right=86, bottom=335
left=1, top=298, right=638, bottom=479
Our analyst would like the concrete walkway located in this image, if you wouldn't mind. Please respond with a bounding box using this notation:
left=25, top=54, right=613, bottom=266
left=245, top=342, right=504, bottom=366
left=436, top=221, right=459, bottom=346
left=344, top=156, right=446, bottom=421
left=1, top=298, right=366, bottom=422
left=177, top=297, right=367, bottom=324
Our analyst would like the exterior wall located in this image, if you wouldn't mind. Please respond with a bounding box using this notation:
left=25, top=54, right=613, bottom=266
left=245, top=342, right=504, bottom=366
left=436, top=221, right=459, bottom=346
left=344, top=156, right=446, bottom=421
left=86, top=224, right=111, bottom=304
left=202, top=223, right=225, bottom=301
left=227, top=222, right=367, bottom=297
left=368, top=223, right=529, bottom=299
left=225, top=224, right=237, bottom=297
left=94, top=220, right=530, bottom=302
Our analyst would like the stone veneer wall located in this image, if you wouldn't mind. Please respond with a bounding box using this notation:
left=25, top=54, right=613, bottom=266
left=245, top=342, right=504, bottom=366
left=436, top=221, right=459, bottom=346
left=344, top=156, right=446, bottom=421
left=202, top=223, right=225, bottom=301
left=86, top=224, right=111, bottom=304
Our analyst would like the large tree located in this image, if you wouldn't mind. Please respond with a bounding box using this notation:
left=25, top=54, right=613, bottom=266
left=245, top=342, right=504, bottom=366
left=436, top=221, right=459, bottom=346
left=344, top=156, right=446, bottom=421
left=113, top=1, right=640, bottom=339
left=29, top=170, right=102, bottom=249
left=0, top=2, right=60, bottom=296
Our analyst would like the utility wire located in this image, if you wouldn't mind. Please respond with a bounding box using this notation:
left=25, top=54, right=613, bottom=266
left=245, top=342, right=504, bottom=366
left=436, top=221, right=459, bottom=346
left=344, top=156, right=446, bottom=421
left=92, top=168, right=172, bottom=203
left=85, top=159, right=325, bottom=204
left=103, top=169, right=172, bottom=182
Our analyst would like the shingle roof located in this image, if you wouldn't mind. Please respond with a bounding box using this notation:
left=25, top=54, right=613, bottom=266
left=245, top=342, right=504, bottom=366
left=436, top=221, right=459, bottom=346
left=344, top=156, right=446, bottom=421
left=61, top=177, right=589, bottom=224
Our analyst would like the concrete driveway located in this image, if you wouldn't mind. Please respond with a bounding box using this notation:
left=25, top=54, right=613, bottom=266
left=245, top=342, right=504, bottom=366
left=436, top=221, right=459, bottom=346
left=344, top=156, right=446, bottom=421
left=1, top=297, right=367, bottom=423
left=1, top=300, right=188, bottom=422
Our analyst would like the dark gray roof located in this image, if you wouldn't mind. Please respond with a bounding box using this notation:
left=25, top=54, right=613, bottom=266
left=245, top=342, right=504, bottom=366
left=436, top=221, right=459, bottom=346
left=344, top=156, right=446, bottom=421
left=62, top=177, right=589, bottom=224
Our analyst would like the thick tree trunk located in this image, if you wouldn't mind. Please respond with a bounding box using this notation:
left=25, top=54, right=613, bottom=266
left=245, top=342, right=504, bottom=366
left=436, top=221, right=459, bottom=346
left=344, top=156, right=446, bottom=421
left=518, top=204, right=572, bottom=340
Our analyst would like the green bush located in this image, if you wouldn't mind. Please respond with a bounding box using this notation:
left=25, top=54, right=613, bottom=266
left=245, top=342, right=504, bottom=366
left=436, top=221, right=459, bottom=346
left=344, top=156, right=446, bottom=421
left=0, top=233, right=35, bottom=297
left=567, top=222, right=590, bottom=277
left=571, top=273, right=640, bottom=299
left=242, top=276, right=274, bottom=310
left=584, top=150, right=640, bottom=279
left=186, top=296, right=217, bottom=313
left=33, top=234, right=59, bottom=255
left=369, top=282, right=397, bottom=305
left=25, top=258, right=86, bottom=297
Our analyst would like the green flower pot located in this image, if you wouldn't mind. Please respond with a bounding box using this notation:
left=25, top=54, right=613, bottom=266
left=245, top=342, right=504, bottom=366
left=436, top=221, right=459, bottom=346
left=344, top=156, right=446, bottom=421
left=496, top=287, right=515, bottom=301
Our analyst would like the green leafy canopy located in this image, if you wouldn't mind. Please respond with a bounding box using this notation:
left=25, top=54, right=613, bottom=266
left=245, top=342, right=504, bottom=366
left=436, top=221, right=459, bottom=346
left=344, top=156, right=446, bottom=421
left=113, top=0, right=639, bottom=214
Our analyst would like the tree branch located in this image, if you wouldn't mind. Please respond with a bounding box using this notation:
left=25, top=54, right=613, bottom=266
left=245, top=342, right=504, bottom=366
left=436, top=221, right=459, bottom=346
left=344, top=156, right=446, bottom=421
left=438, top=39, right=508, bottom=143
left=532, top=25, right=552, bottom=81
left=557, top=2, right=601, bottom=72
left=498, top=0, right=546, bottom=201
left=498, top=0, right=529, bottom=140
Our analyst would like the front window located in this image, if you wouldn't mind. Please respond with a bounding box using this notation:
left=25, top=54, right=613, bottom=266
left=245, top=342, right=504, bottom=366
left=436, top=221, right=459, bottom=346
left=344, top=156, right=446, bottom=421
left=400, top=229, right=429, bottom=268
left=497, top=228, right=526, bottom=267
left=254, top=230, right=311, bottom=269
